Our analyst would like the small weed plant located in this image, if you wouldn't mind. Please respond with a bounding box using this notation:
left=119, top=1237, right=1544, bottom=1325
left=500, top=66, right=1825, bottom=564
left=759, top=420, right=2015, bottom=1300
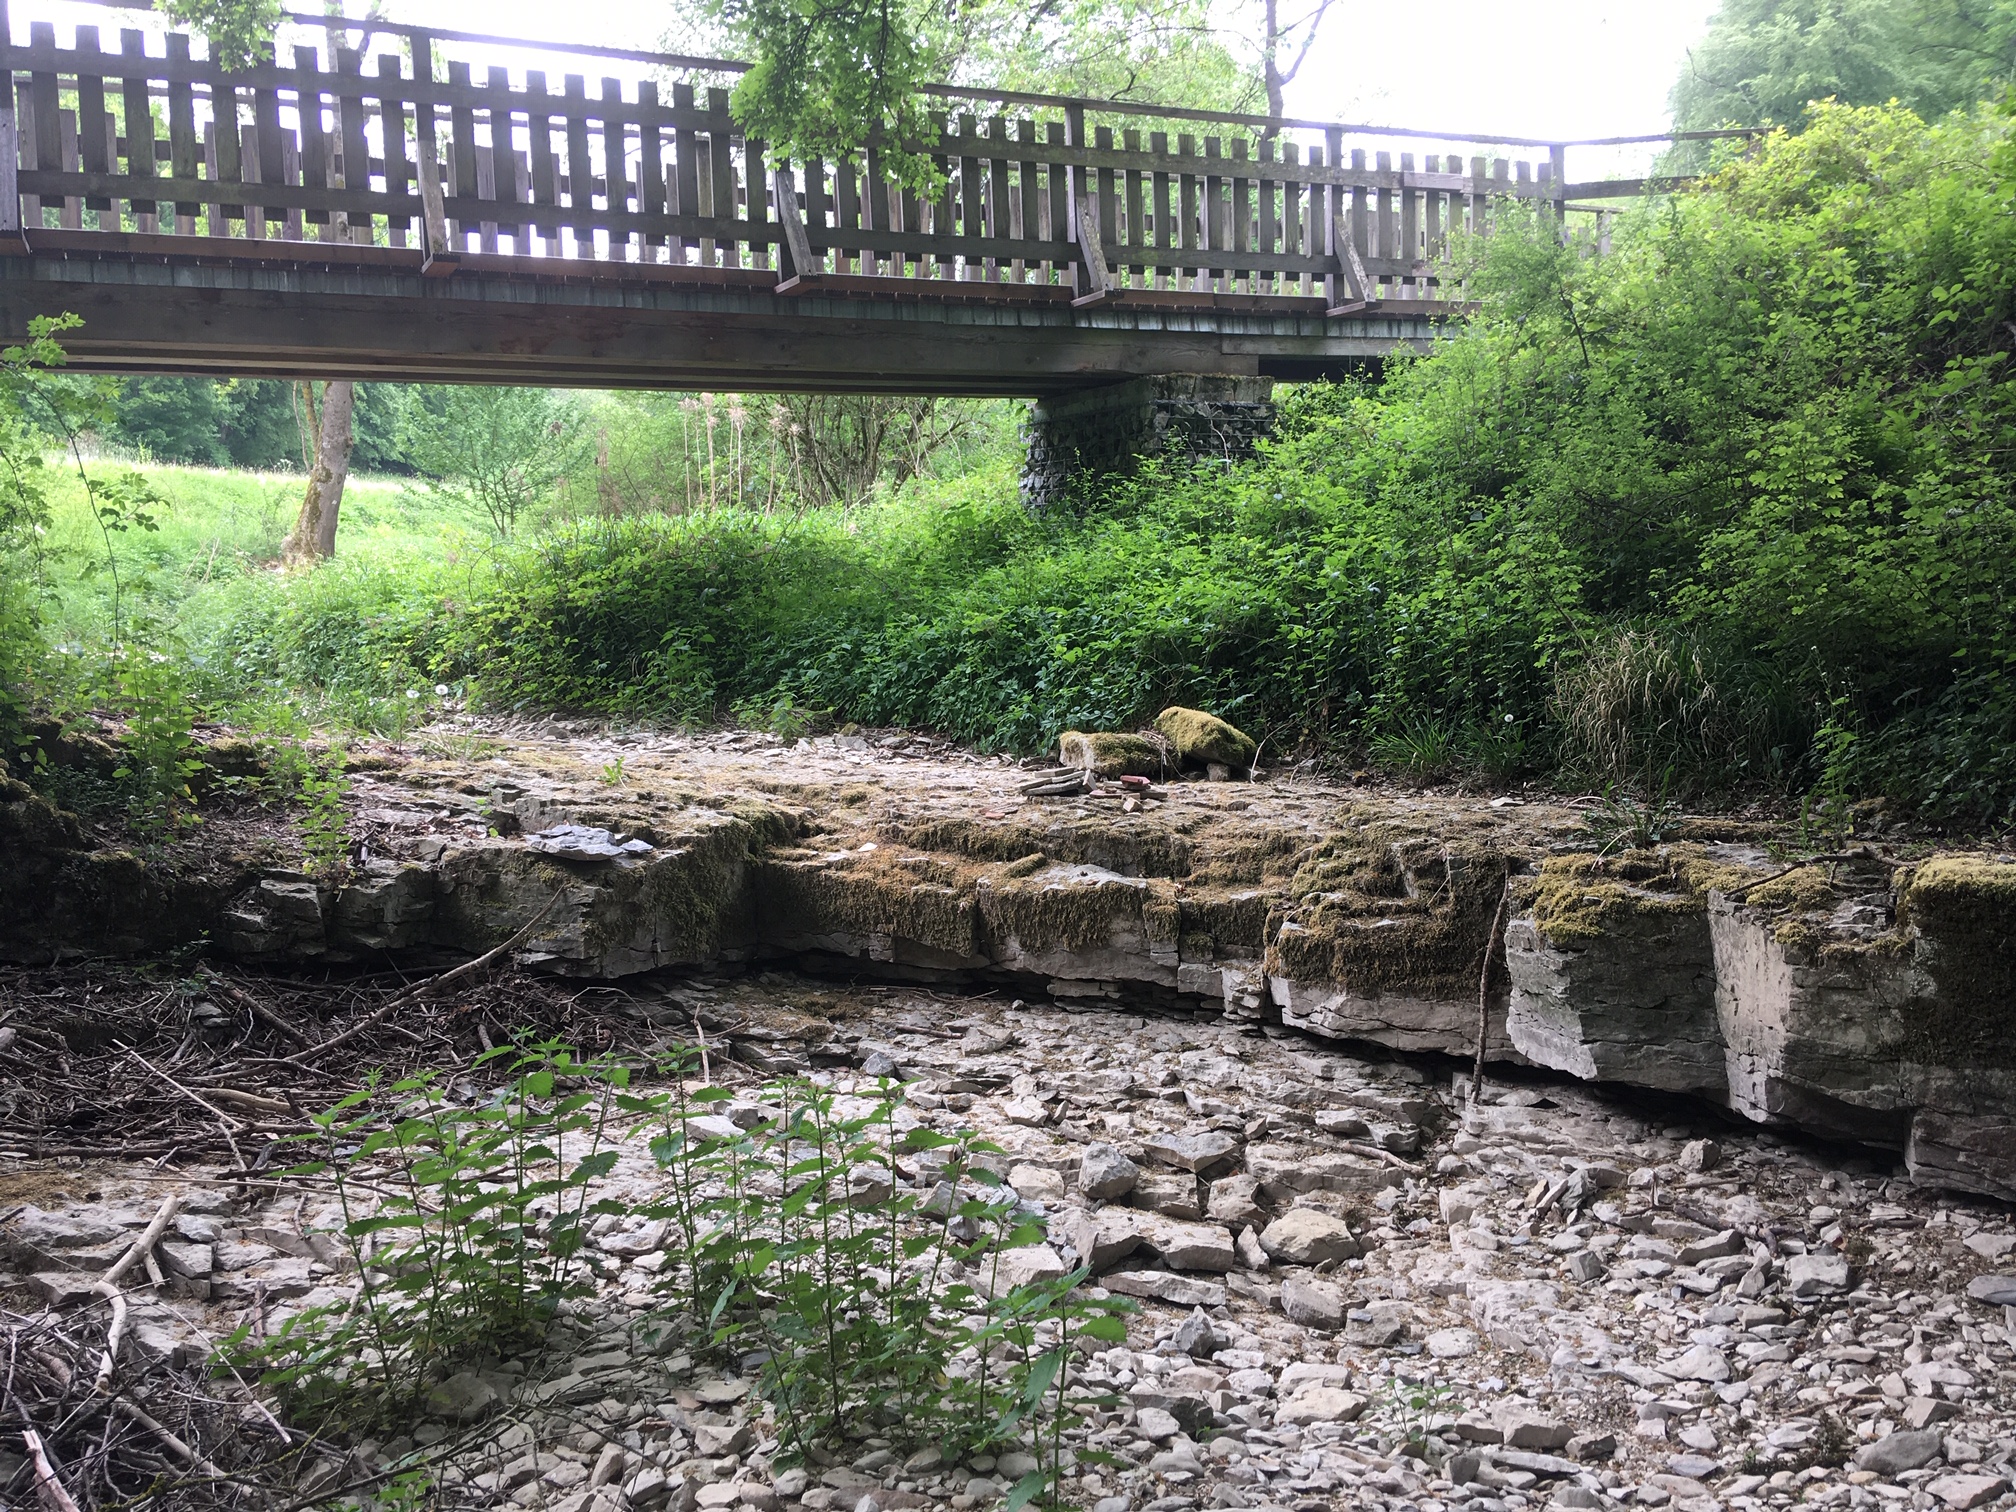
left=297, top=745, right=352, bottom=875
left=237, top=1044, right=628, bottom=1426
left=110, top=651, right=205, bottom=840
left=641, top=1068, right=1129, bottom=1504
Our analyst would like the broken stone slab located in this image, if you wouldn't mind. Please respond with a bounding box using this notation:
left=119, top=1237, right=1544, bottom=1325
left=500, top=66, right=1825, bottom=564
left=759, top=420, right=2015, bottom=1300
left=526, top=824, right=654, bottom=860
left=1132, top=1172, right=1205, bottom=1219
left=1099, top=1271, right=1227, bottom=1309
left=1279, top=1276, right=1347, bottom=1329
left=1927, top=1475, right=2010, bottom=1511
left=1503, top=865, right=1727, bottom=1099
left=1854, top=1429, right=1945, bottom=1476
left=1079, top=1142, right=1140, bottom=1200
left=1963, top=1274, right=2016, bottom=1307
left=1345, top=1300, right=1409, bottom=1347
left=1784, top=1252, right=1851, bottom=1298
left=1244, top=1142, right=1400, bottom=1200
left=1141, top=1130, right=1240, bottom=1174
left=1274, top=1387, right=1366, bottom=1426
left=1257, top=1209, right=1359, bottom=1266
left=1494, top=1405, right=1572, bottom=1451
left=1270, top=972, right=1519, bottom=1059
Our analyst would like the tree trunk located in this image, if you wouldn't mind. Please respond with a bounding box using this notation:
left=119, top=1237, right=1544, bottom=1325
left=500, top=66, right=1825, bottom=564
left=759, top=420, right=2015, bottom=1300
left=283, top=380, right=355, bottom=562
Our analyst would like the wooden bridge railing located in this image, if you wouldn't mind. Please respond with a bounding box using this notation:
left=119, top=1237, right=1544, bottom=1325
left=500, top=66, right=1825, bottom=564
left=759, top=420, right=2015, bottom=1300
left=0, top=9, right=1608, bottom=313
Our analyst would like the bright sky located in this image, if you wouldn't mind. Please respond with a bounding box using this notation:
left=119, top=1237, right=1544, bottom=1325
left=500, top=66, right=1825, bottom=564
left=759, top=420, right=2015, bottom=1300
left=34, top=0, right=1722, bottom=177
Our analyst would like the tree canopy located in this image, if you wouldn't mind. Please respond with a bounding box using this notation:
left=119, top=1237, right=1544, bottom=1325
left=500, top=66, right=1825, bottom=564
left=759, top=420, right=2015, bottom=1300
left=1672, top=0, right=2016, bottom=131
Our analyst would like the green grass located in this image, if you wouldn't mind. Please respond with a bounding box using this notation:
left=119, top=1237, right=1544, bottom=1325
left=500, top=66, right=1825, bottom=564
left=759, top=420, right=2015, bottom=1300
left=29, top=458, right=478, bottom=647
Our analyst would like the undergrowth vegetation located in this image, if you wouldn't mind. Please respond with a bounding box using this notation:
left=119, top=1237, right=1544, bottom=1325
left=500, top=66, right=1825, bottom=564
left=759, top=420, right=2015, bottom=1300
left=240, top=1045, right=1127, bottom=1508
left=3, top=101, right=2013, bottom=830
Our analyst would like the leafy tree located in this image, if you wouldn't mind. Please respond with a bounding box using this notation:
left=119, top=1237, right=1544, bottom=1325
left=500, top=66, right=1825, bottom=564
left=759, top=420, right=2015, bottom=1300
left=159, top=0, right=280, bottom=67
left=396, top=386, right=589, bottom=538
left=104, top=377, right=229, bottom=466
left=220, top=379, right=306, bottom=469
left=1672, top=0, right=2016, bottom=133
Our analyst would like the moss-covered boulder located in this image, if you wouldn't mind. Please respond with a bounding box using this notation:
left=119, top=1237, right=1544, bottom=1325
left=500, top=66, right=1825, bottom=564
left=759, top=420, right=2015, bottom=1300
left=1058, top=730, right=1165, bottom=778
left=1155, top=707, right=1256, bottom=772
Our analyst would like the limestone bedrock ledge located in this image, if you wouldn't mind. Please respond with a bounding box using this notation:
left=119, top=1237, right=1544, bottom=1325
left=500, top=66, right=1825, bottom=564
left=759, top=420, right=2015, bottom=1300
left=3, top=726, right=2012, bottom=1199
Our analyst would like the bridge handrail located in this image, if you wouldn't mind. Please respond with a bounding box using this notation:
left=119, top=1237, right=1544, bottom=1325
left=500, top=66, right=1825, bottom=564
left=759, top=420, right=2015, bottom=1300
left=0, top=5, right=1730, bottom=310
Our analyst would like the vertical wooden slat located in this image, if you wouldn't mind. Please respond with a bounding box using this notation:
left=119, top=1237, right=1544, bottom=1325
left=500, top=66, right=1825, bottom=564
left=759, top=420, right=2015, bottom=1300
left=1149, top=129, right=1170, bottom=289
left=746, top=134, right=770, bottom=271
left=524, top=70, right=556, bottom=252
left=117, top=30, right=155, bottom=227
left=1372, top=148, right=1392, bottom=281
left=830, top=149, right=857, bottom=276
left=1044, top=120, right=1067, bottom=282
left=1014, top=118, right=1038, bottom=283
left=708, top=86, right=738, bottom=269
left=669, top=81, right=697, bottom=265
left=1094, top=124, right=1117, bottom=281
left=1178, top=132, right=1198, bottom=291
left=1399, top=150, right=1418, bottom=293
left=1350, top=146, right=1369, bottom=278
left=1122, top=127, right=1143, bottom=288
left=1231, top=138, right=1251, bottom=294
left=1280, top=142, right=1300, bottom=295
left=602, top=77, right=630, bottom=262
left=930, top=112, right=953, bottom=280
left=409, top=29, right=453, bottom=263
left=331, top=48, right=367, bottom=241
left=280, top=129, right=303, bottom=239
left=486, top=66, right=520, bottom=252
left=637, top=81, right=666, bottom=261
left=73, top=26, right=111, bottom=215
left=377, top=54, right=410, bottom=249
left=294, top=45, right=330, bottom=229
left=1255, top=139, right=1276, bottom=297
left=56, top=109, right=77, bottom=229
left=802, top=147, right=829, bottom=275
left=445, top=60, right=476, bottom=249
left=1203, top=136, right=1225, bottom=292
left=1062, top=103, right=1086, bottom=295
left=17, top=78, right=41, bottom=231
left=0, top=0, right=18, bottom=248
left=953, top=115, right=981, bottom=280
left=864, top=145, right=894, bottom=274
left=987, top=116, right=1011, bottom=282
left=27, top=21, right=58, bottom=225
left=562, top=73, right=593, bottom=255
left=252, top=73, right=284, bottom=227
left=237, top=120, right=262, bottom=238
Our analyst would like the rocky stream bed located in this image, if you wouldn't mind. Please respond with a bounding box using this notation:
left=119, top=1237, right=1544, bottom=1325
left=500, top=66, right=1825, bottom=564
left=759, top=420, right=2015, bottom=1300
left=0, top=721, right=2013, bottom=1510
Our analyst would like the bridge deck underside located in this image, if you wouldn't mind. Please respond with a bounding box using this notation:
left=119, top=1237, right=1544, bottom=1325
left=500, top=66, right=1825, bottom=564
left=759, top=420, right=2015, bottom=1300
left=0, top=236, right=1446, bottom=394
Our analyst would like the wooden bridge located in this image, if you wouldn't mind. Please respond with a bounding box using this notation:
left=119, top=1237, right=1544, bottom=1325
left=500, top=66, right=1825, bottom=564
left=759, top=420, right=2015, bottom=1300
left=0, top=3, right=1675, bottom=395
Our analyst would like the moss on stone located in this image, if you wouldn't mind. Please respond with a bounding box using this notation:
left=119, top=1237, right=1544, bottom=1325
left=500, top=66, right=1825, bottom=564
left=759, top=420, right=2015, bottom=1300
left=980, top=872, right=1156, bottom=952
left=1155, top=707, right=1257, bottom=771
left=1266, top=827, right=1517, bottom=998
left=758, top=849, right=984, bottom=959
left=1058, top=731, right=1167, bottom=778
left=1526, top=847, right=1753, bottom=945
left=1894, top=855, right=2016, bottom=1065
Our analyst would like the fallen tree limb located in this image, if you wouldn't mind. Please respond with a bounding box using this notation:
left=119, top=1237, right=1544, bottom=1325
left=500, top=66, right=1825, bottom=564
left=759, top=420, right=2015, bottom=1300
left=21, top=1427, right=82, bottom=1512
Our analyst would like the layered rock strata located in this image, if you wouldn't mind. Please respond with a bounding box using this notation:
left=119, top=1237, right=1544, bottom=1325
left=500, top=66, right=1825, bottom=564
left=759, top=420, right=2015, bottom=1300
left=3, top=726, right=2012, bottom=1198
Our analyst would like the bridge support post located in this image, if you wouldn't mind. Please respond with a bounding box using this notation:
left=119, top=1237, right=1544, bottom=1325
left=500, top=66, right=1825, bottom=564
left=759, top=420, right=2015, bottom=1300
left=1019, top=374, right=1276, bottom=513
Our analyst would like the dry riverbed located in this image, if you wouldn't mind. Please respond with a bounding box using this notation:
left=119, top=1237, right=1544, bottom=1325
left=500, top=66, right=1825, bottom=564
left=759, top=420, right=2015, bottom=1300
left=4, top=969, right=2014, bottom=1512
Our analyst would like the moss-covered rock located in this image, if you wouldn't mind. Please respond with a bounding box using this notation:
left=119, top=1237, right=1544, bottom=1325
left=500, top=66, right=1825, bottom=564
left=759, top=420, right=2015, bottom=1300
left=1155, top=707, right=1256, bottom=772
left=1058, top=730, right=1166, bottom=778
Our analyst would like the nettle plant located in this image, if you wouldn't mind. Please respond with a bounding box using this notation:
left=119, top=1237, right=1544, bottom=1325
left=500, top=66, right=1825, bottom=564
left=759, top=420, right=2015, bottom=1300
left=238, top=1043, right=628, bottom=1426
left=241, top=1045, right=1128, bottom=1509
left=638, top=1067, right=1131, bottom=1507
